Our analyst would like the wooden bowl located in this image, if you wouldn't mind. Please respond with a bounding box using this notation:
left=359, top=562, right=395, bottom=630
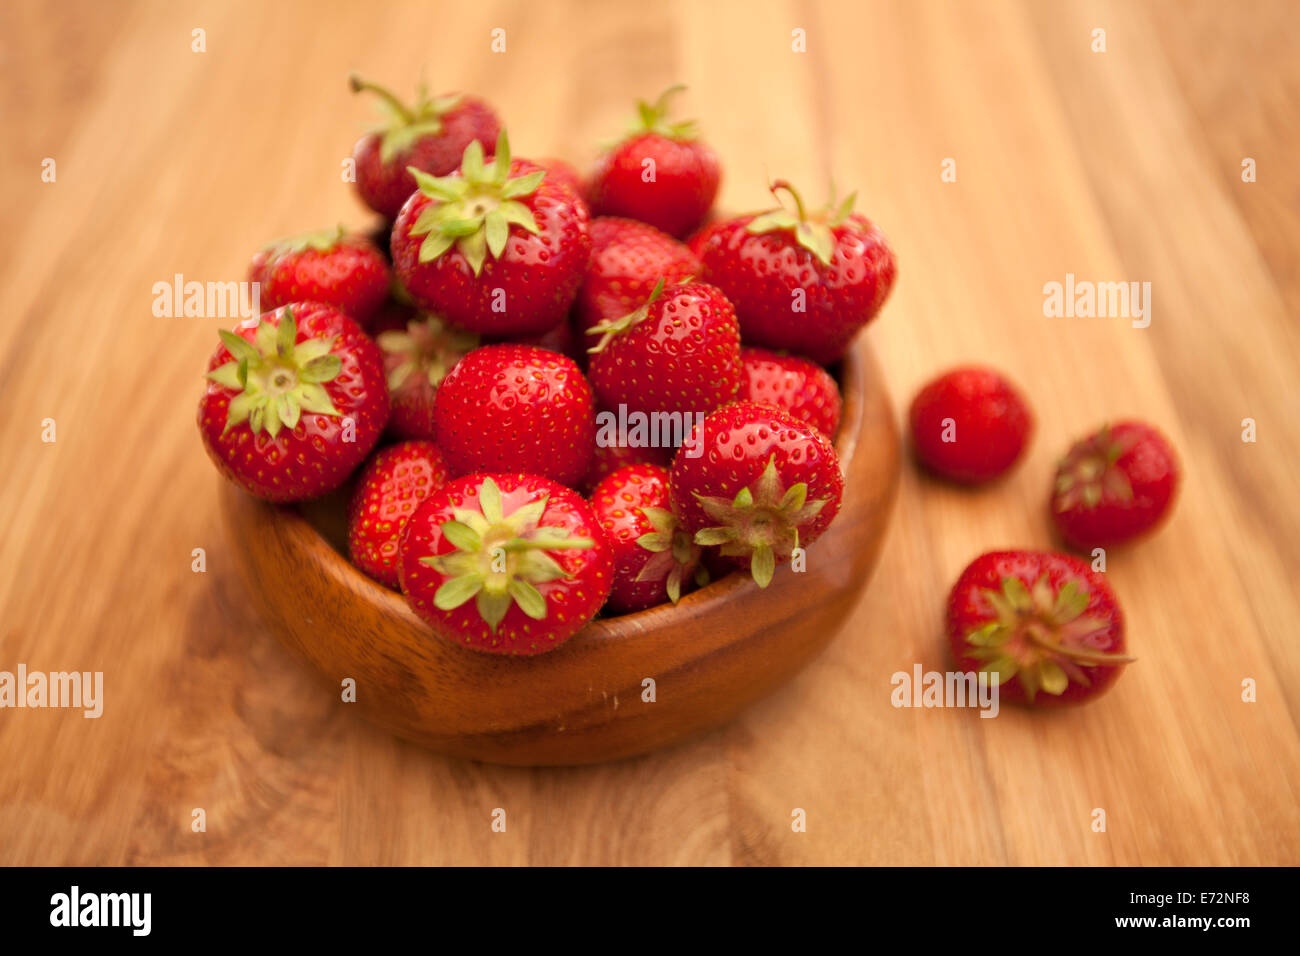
left=219, top=337, right=900, bottom=765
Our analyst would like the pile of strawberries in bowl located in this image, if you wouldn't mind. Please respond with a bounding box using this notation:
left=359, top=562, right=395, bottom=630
left=198, top=78, right=897, bottom=658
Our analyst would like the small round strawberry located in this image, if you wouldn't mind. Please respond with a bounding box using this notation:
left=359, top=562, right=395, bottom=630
left=576, top=216, right=702, bottom=335
left=248, top=227, right=390, bottom=328
left=947, top=550, right=1133, bottom=707
left=347, top=441, right=450, bottom=588
left=392, top=130, right=592, bottom=336
left=908, top=366, right=1034, bottom=484
left=399, top=474, right=612, bottom=654
left=693, top=181, right=897, bottom=364
left=433, top=344, right=595, bottom=487
left=198, top=303, right=389, bottom=502
left=590, top=464, right=706, bottom=613
left=586, top=279, right=741, bottom=419
left=349, top=74, right=502, bottom=220
left=581, top=437, right=672, bottom=496
left=586, top=86, right=720, bottom=238
left=1051, top=421, right=1180, bottom=550
left=377, top=313, right=479, bottom=440
left=670, top=401, right=843, bottom=587
left=739, top=347, right=842, bottom=438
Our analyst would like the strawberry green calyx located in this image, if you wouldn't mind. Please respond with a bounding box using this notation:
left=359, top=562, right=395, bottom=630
left=586, top=277, right=667, bottom=354
left=206, top=307, right=342, bottom=438
left=259, top=225, right=348, bottom=260
left=964, top=576, right=1134, bottom=700
left=1054, top=426, right=1133, bottom=510
left=635, top=506, right=705, bottom=603
left=626, top=84, right=699, bottom=142
left=747, top=180, right=860, bottom=267
left=693, top=454, right=829, bottom=588
left=406, top=129, right=545, bottom=276
left=422, top=477, right=595, bottom=632
left=349, top=74, right=463, bottom=163
left=377, top=314, right=479, bottom=391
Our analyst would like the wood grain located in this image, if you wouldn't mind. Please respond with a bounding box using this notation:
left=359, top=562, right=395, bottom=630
left=1, top=0, right=1297, bottom=864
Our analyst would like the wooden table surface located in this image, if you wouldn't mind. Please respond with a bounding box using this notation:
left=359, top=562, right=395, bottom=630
left=2, top=0, right=1297, bottom=866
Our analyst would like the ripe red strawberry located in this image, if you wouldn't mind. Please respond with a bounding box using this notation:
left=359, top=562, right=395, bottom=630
left=947, top=550, right=1132, bottom=707
left=433, top=344, right=595, bottom=487
left=586, top=279, right=741, bottom=418
left=198, top=303, right=389, bottom=502
left=693, top=181, right=897, bottom=364
left=398, top=474, right=612, bottom=654
left=392, top=131, right=591, bottom=336
left=670, top=401, right=843, bottom=587
left=377, top=313, right=478, bottom=440
left=586, top=86, right=720, bottom=238
left=248, top=227, right=390, bottom=328
left=580, top=436, right=672, bottom=495
left=1052, top=421, right=1180, bottom=550
left=349, top=74, right=501, bottom=220
left=576, top=216, right=702, bottom=334
left=535, top=157, right=586, bottom=202
left=909, top=366, right=1034, bottom=484
left=591, top=464, right=705, bottom=613
left=347, top=440, right=450, bottom=588
left=739, top=347, right=842, bottom=438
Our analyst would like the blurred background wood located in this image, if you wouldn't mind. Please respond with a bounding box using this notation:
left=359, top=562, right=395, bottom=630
left=0, top=0, right=1297, bottom=865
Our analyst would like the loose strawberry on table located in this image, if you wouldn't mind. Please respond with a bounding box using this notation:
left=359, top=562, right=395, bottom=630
left=590, top=464, right=705, bottom=613
left=377, top=313, right=478, bottom=440
left=349, top=74, right=502, bottom=220
left=391, top=130, right=591, bottom=336
left=586, top=279, right=742, bottom=419
left=399, top=474, right=612, bottom=654
left=947, top=550, right=1132, bottom=707
left=1052, top=421, right=1180, bottom=550
left=248, top=227, right=390, bottom=329
left=739, top=346, right=842, bottom=439
left=433, top=344, right=596, bottom=488
left=693, top=181, right=896, bottom=365
left=908, top=366, right=1034, bottom=484
left=669, top=401, right=843, bottom=587
left=586, top=86, right=720, bottom=238
left=198, top=303, right=389, bottom=502
left=576, top=216, right=702, bottom=334
left=348, top=440, right=450, bottom=589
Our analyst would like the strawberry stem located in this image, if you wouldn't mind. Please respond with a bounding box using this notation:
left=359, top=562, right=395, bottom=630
left=349, top=73, right=413, bottom=123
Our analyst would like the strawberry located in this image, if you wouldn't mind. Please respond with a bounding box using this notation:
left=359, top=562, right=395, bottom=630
left=669, top=401, right=843, bottom=587
left=586, top=279, right=741, bottom=419
left=908, top=366, right=1034, bottom=484
left=692, top=181, right=897, bottom=364
left=198, top=303, right=389, bottom=502
left=349, top=74, right=501, bottom=220
left=576, top=216, right=702, bottom=334
left=433, top=344, right=596, bottom=488
left=392, top=130, right=591, bottom=336
left=739, top=347, right=842, bottom=438
left=590, top=464, right=705, bottom=613
left=586, top=86, right=720, bottom=238
left=1052, top=421, right=1180, bottom=550
left=248, top=227, right=390, bottom=328
left=347, top=440, right=450, bottom=588
left=947, top=550, right=1132, bottom=706
left=581, top=436, right=672, bottom=495
left=398, top=474, right=612, bottom=654
left=377, top=313, right=478, bottom=440
left=535, top=157, right=586, bottom=202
